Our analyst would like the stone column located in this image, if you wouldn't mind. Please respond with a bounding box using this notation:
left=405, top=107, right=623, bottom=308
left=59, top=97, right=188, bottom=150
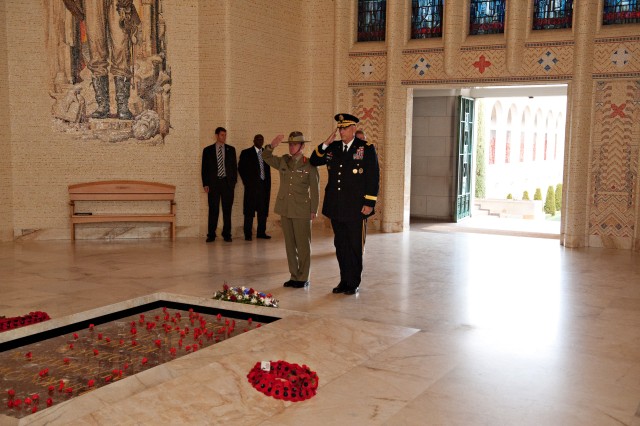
left=381, top=0, right=411, bottom=232
left=443, top=0, right=463, bottom=76
left=561, top=1, right=598, bottom=247
left=506, top=1, right=527, bottom=74
left=333, top=0, right=351, bottom=112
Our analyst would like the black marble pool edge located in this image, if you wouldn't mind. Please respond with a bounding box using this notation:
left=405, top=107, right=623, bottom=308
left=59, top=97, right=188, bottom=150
left=0, top=296, right=281, bottom=352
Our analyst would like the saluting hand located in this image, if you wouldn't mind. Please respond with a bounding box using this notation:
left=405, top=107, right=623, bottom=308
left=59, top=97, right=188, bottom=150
left=323, top=128, right=339, bottom=146
left=270, top=134, right=285, bottom=149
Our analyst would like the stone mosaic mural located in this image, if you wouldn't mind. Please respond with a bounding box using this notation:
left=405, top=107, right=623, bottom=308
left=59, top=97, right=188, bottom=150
left=590, top=80, right=639, bottom=247
left=46, top=0, right=171, bottom=144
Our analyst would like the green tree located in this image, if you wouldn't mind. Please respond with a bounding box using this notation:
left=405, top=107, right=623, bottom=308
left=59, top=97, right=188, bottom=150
left=555, top=183, right=563, bottom=211
left=544, top=185, right=556, bottom=216
left=475, top=101, right=486, bottom=199
left=522, top=190, right=530, bottom=200
left=506, top=193, right=513, bottom=199
left=534, top=188, right=542, bottom=201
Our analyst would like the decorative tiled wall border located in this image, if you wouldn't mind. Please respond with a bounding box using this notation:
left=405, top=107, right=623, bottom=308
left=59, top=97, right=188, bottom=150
left=460, top=44, right=506, bottom=51
left=348, top=81, right=387, bottom=87
left=593, top=72, right=640, bottom=79
left=401, top=75, right=571, bottom=85
left=525, top=41, right=575, bottom=47
left=349, top=51, right=387, bottom=57
left=595, top=35, right=640, bottom=43
left=402, top=48, right=444, bottom=54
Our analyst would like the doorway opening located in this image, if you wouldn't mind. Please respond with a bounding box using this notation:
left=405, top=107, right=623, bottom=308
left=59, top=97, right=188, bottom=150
left=409, top=84, right=567, bottom=238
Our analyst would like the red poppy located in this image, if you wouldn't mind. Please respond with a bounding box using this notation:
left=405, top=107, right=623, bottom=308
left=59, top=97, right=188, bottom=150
left=7, top=389, right=15, bottom=398
left=93, top=349, right=99, bottom=356
left=69, top=343, right=74, bottom=349
left=46, top=398, right=53, bottom=407
left=98, top=333, right=103, bottom=340
left=155, top=339, right=162, bottom=348
left=25, top=351, right=32, bottom=359
left=48, top=385, right=55, bottom=393
left=216, top=313, right=222, bottom=321
left=88, top=324, right=94, bottom=331
left=65, top=387, right=73, bottom=394
left=88, top=379, right=95, bottom=387
left=32, top=406, right=38, bottom=413
left=170, top=347, right=177, bottom=356
left=141, top=357, right=148, bottom=365
left=105, top=337, right=111, bottom=343
left=73, top=333, right=79, bottom=339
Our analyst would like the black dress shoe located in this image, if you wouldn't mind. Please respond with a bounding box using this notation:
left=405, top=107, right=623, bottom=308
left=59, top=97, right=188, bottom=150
left=256, top=234, right=272, bottom=239
left=344, top=287, right=359, bottom=295
left=283, top=280, right=294, bottom=287
left=332, top=283, right=347, bottom=294
left=290, top=280, right=309, bottom=288
left=206, top=237, right=215, bottom=243
left=223, top=237, right=232, bottom=242
left=245, top=236, right=252, bottom=241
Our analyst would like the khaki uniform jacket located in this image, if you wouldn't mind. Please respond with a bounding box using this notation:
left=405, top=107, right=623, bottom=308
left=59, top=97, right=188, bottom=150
left=262, top=145, right=320, bottom=219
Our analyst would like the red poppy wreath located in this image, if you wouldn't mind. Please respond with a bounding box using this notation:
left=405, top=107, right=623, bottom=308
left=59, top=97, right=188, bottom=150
left=247, top=360, right=319, bottom=402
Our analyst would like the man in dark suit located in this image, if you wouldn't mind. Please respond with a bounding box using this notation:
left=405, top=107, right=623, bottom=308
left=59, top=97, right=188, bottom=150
left=238, top=134, right=272, bottom=241
left=201, top=127, right=238, bottom=242
left=310, top=114, right=380, bottom=295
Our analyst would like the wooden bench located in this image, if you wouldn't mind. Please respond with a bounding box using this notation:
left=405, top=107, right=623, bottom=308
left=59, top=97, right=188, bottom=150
left=69, top=181, right=176, bottom=241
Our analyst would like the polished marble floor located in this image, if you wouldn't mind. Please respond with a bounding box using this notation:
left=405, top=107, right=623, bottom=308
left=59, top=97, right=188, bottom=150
left=1, top=224, right=640, bottom=425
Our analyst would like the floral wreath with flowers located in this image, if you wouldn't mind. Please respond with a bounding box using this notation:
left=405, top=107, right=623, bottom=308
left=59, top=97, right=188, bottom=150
left=247, top=360, right=319, bottom=402
left=213, top=283, right=279, bottom=308
left=0, top=311, right=50, bottom=333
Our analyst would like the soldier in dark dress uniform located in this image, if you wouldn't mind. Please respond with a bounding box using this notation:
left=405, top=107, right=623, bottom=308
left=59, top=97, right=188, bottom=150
left=310, top=114, right=380, bottom=295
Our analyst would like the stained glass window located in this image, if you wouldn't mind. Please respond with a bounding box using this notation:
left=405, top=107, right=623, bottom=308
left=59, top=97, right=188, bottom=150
left=411, top=0, right=443, bottom=39
left=603, top=0, right=640, bottom=25
left=469, top=0, right=505, bottom=35
left=358, top=0, right=386, bottom=42
left=533, top=0, right=573, bottom=30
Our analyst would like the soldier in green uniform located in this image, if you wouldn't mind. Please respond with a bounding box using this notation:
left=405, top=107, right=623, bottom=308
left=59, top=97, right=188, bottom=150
left=262, top=131, right=320, bottom=288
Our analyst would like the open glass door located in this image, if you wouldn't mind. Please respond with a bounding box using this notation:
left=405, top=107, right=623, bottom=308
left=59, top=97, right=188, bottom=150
left=455, top=96, right=475, bottom=222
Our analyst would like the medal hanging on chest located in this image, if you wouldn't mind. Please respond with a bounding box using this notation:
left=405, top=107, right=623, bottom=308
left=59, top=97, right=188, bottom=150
left=354, top=146, right=364, bottom=160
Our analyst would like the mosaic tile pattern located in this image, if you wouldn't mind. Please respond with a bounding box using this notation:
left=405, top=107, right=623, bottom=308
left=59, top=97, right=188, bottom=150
left=348, top=53, right=387, bottom=85
left=352, top=88, right=385, bottom=228
left=593, top=40, right=640, bottom=75
left=524, top=46, right=574, bottom=77
left=401, top=50, right=445, bottom=81
left=458, top=49, right=506, bottom=79
left=589, top=81, right=639, bottom=241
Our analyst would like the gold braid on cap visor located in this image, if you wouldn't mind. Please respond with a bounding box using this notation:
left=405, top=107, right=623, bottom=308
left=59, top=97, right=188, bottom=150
left=337, top=121, right=357, bottom=128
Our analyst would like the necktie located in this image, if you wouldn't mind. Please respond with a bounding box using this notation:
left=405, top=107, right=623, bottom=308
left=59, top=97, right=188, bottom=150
left=217, top=145, right=225, bottom=177
left=257, top=149, right=265, bottom=180
left=343, top=144, right=348, bottom=154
